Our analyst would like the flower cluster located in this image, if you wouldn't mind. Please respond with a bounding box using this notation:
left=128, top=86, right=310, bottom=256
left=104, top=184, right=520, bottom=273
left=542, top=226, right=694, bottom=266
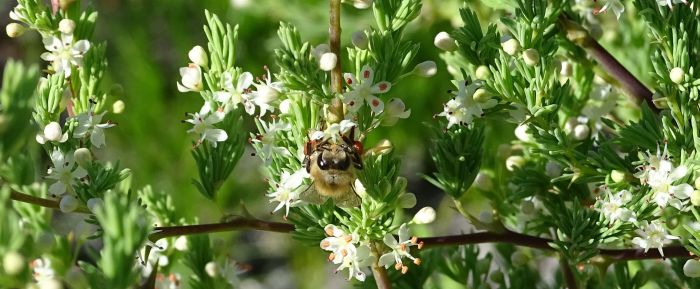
left=636, top=145, right=693, bottom=210
left=320, top=224, right=373, bottom=281
left=267, top=169, right=309, bottom=217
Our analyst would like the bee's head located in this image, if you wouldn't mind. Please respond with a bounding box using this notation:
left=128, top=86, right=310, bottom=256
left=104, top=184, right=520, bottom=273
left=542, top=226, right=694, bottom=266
left=317, top=144, right=351, bottom=171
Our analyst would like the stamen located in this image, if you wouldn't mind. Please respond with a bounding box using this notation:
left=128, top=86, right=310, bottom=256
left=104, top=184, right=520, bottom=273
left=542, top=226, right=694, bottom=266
left=414, top=258, right=422, bottom=265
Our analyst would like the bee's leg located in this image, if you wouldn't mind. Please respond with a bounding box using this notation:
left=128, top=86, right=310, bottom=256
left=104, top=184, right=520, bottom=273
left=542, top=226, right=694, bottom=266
left=303, top=155, right=311, bottom=173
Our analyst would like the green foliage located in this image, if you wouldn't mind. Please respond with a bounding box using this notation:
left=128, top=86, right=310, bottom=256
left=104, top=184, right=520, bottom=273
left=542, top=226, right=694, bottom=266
left=0, top=60, right=39, bottom=156
left=371, top=0, right=422, bottom=32
left=436, top=245, right=493, bottom=288
left=192, top=112, right=246, bottom=200
left=275, top=22, right=328, bottom=99
left=84, top=193, right=149, bottom=289
left=452, top=8, right=501, bottom=66
left=545, top=199, right=602, bottom=264
left=183, top=234, right=217, bottom=289
left=424, top=122, right=484, bottom=199
left=74, top=162, right=130, bottom=202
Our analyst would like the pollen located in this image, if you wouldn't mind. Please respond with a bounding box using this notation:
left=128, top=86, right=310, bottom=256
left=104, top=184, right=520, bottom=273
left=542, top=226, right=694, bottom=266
left=394, top=263, right=402, bottom=270
left=328, top=253, right=336, bottom=261
left=364, top=70, right=370, bottom=79
left=414, top=258, right=422, bottom=265
left=344, top=235, right=353, bottom=243
left=321, top=240, right=330, bottom=248
left=379, top=83, right=388, bottom=91
left=401, top=266, right=408, bottom=274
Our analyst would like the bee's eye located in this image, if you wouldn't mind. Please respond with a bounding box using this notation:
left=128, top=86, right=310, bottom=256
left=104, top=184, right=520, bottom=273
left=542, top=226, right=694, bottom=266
left=317, top=153, right=330, bottom=170
left=335, top=155, right=351, bottom=170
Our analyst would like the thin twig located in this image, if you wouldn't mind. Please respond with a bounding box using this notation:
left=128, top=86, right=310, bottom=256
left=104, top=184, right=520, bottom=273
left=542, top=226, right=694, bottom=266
left=560, top=257, right=578, bottom=289
left=149, top=217, right=294, bottom=241
left=327, top=0, right=345, bottom=122
left=558, top=15, right=659, bottom=113
left=8, top=190, right=692, bottom=262
left=9, top=190, right=91, bottom=214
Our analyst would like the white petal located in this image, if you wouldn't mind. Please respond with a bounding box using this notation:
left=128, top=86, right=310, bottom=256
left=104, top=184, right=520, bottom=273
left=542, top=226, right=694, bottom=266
left=398, top=224, right=410, bottom=242
left=90, top=130, right=105, bottom=148
left=72, top=40, right=91, bottom=54
left=669, top=165, right=688, bottom=182
left=49, top=182, right=66, bottom=196
left=237, top=72, right=254, bottom=91
left=378, top=253, right=395, bottom=268
left=367, top=96, right=384, bottom=114
left=671, top=184, right=693, bottom=199
left=205, top=129, right=228, bottom=142
left=43, top=36, right=62, bottom=51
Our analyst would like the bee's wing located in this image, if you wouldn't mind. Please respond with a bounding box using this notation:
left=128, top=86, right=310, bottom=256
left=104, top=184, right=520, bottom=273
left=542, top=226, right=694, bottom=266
left=299, top=184, right=327, bottom=205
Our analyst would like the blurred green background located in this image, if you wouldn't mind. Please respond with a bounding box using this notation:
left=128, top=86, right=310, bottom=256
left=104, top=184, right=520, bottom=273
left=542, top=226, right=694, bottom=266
left=0, top=0, right=653, bottom=288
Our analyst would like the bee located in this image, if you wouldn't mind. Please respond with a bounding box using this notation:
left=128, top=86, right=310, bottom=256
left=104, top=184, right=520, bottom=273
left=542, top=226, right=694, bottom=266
left=301, top=127, right=363, bottom=207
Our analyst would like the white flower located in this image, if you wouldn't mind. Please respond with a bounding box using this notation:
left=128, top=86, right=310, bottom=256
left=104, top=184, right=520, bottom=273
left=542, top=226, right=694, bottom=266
left=632, top=220, right=679, bottom=257
left=318, top=119, right=357, bottom=143
left=343, top=65, right=391, bottom=114
left=336, top=244, right=372, bottom=281
left=378, top=224, right=422, bottom=273
left=599, top=0, right=625, bottom=19
left=412, top=207, right=436, bottom=224
left=596, top=189, right=635, bottom=222
left=581, top=84, right=616, bottom=138
left=684, top=259, right=700, bottom=278
left=36, top=122, right=69, bottom=144
left=320, top=224, right=360, bottom=264
left=46, top=149, right=87, bottom=197
left=6, top=23, right=26, bottom=38
left=381, top=98, right=411, bottom=126
left=252, top=120, right=292, bottom=162
left=635, top=145, right=666, bottom=184
left=647, top=158, right=693, bottom=209
left=73, top=107, right=115, bottom=148
left=267, top=169, right=308, bottom=217
left=437, top=80, right=496, bottom=128
left=657, top=0, right=687, bottom=8
left=40, top=32, right=90, bottom=78
left=176, top=64, right=203, bottom=92
left=155, top=273, right=181, bottom=289
left=246, top=68, right=283, bottom=116
left=31, top=258, right=56, bottom=283
left=185, top=104, right=228, bottom=147
left=320, top=224, right=372, bottom=281
left=214, top=71, right=253, bottom=113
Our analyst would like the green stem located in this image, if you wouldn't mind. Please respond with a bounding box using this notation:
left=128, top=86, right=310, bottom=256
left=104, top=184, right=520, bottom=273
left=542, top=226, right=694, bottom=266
left=9, top=190, right=91, bottom=214
left=370, top=242, right=393, bottom=289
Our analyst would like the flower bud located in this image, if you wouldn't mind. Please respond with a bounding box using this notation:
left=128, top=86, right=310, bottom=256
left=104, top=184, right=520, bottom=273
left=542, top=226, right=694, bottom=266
left=108, top=100, right=125, bottom=115
left=472, top=88, right=490, bottom=103
left=312, top=44, right=330, bottom=59
left=44, top=122, right=63, bottom=142
left=3, top=251, right=25, bottom=275
left=522, top=48, right=540, bottom=66
left=475, top=65, right=491, bottom=80
left=520, top=200, right=535, bottom=214
left=434, top=32, right=457, bottom=52
left=319, top=52, right=337, bottom=71
left=514, top=124, right=531, bottom=142
left=279, top=99, right=292, bottom=114
left=351, top=30, right=368, bottom=49
left=573, top=124, right=590, bottom=140
left=560, top=61, right=573, bottom=77
left=6, top=23, right=25, bottom=38
left=399, top=193, right=417, bottom=209
left=188, top=46, right=208, bottom=68
left=74, top=148, right=92, bottom=167
left=412, top=207, right=436, bottom=224
left=501, top=38, right=520, bottom=56
left=59, top=195, right=79, bottom=212
left=497, top=144, right=512, bottom=158
left=479, top=210, right=493, bottom=224
left=611, top=170, right=627, bottom=183
left=510, top=251, right=529, bottom=266
left=205, top=261, right=218, bottom=277
left=87, top=198, right=103, bottom=213
left=684, top=259, right=700, bottom=278
left=474, top=172, right=493, bottom=191
left=352, top=0, right=373, bottom=9
left=58, top=18, right=76, bottom=34
left=489, top=271, right=504, bottom=283
left=545, top=160, right=562, bottom=178
left=670, top=67, right=685, bottom=84
left=691, top=190, right=700, bottom=207
left=174, top=236, right=189, bottom=251
left=506, top=156, right=526, bottom=171
left=414, top=61, right=437, bottom=77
